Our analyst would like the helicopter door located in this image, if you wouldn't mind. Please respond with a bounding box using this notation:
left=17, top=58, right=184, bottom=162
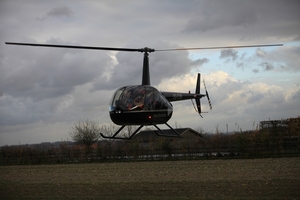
left=144, top=86, right=172, bottom=111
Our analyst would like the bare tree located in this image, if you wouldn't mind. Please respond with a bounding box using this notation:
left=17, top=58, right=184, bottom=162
left=69, top=120, right=101, bottom=148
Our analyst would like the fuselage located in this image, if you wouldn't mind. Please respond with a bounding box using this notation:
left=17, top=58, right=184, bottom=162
left=109, top=85, right=173, bottom=125
left=109, top=85, right=205, bottom=125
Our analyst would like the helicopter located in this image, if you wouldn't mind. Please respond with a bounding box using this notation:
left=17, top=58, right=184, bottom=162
left=5, top=42, right=283, bottom=139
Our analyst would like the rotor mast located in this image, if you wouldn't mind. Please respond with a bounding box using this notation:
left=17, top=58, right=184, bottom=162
left=140, top=47, right=154, bottom=85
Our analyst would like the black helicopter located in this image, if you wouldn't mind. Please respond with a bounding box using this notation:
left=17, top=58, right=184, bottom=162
left=5, top=42, right=283, bottom=139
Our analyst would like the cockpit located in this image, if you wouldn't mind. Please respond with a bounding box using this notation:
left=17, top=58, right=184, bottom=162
left=109, top=85, right=172, bottom=112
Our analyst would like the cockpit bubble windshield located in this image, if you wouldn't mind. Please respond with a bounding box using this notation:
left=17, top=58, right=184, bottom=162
left=109, top=85, right=172, bottom=111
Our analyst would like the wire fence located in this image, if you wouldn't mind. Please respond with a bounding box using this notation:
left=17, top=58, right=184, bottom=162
left=1, top=132, right=299, bottom=165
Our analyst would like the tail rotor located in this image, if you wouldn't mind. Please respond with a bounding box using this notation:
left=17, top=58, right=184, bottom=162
left=192, top=73, right=212, bottom=117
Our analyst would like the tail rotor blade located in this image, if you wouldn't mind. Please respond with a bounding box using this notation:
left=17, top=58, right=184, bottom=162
left=206, top=90, right=212, bottom=110
left=196, top=98, right=201, bottom=114
left=203, top=79, right=212, bottom=110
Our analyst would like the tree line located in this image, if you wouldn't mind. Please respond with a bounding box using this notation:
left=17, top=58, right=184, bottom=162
left=1, top=117, right=299, bottom=165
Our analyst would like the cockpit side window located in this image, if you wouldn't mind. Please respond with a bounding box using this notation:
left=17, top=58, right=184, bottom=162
left=109, top=87, right=126, bottom=111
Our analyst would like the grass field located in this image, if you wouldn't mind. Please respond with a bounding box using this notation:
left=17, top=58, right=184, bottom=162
left=1, top=157, right=300, bottom=199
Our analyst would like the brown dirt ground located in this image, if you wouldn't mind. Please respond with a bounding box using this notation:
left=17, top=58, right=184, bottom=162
left=0, top=157, right=300, bottom=199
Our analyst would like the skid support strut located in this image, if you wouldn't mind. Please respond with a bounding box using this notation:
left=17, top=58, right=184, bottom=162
left=152, top=123, right=182, bottom=138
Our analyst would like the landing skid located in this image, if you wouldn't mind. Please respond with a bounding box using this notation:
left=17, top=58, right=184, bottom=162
left=100, top=123, right=182, bottom=139
left=100, top=125, right=144, bottom=140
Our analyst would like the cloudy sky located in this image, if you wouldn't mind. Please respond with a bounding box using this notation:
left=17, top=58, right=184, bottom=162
left=1, top=0, right=299, bottom=146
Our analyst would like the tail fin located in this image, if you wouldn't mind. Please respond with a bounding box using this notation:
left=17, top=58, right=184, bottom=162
left=195, top=73, right=202, bottom=117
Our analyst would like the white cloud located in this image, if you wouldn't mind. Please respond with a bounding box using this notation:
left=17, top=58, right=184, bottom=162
left=37, top=5, right=74, bottom=21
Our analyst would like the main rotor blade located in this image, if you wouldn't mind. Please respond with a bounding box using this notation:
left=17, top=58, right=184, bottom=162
left=5, top=42, right=142, bottom=52
left=156, top=44, right=283, bottom=51
left=6, top=42, right=283, bottom=52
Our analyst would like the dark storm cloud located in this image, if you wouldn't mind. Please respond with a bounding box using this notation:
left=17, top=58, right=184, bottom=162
left=253, top=45, right=300, bottom=72
left=293, top=35, right=300, bottom=41
left=182, top=0, right=300, bottom=42
left=37, top=5, right=74, bottom=21
left=0, top=95, right=53, bottom=126
left=236, top=62, right=246, bottom=70
left=255, top=48, right=267, bottom=58
left=1, top=38, right=112, bottom=101
left=184, top=1, right=257, bottom=33
left=283, top=45, right=300, bottom=72
left=243, top=45, right=300, bottom=73
left=191, top=58, right=209, bottom=67
left=219, top=49, right=238, bottom=62
left=217, top=45, right=300, bottom=73
left=259, top=62, right=274, bottom=71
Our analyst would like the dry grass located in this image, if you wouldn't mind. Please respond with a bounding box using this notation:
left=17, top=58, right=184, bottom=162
left=1, top=157, right=300, bottom=199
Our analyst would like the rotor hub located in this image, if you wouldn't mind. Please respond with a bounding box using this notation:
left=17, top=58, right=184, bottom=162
left=139, top=47, right=155, bottom=53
